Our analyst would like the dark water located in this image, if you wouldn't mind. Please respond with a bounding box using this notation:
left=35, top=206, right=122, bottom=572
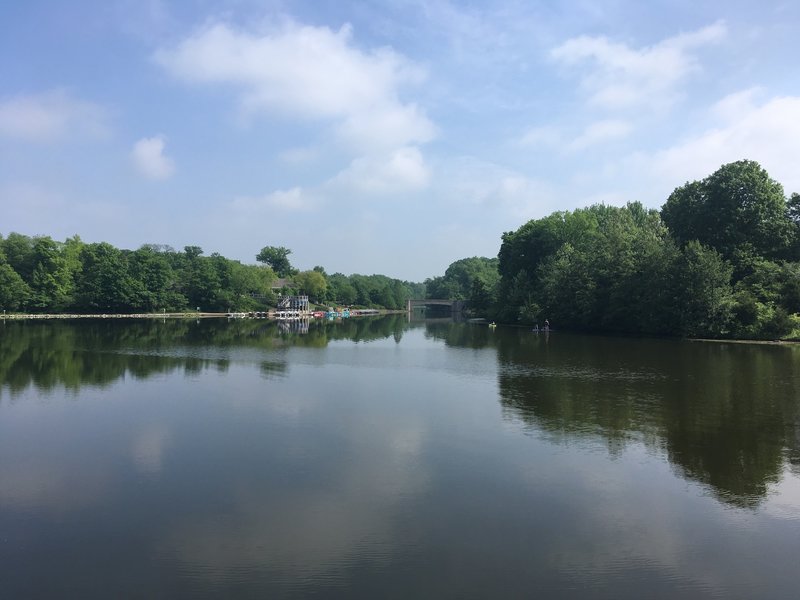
left=1, top=317, right=799, bottom=599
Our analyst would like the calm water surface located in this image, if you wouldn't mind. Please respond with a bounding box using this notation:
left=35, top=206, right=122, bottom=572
left=1, top=317, right=799, bottom=598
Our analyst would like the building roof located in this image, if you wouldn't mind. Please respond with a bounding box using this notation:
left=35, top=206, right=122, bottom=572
left=271, top=278, right=293, bottom=290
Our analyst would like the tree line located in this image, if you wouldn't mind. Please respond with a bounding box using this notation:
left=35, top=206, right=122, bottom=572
left=429, top=160, right=800, bottom=339
left=0, top=237, right=423, bottom=313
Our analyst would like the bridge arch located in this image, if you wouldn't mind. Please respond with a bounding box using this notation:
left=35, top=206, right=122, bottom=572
left=406, top=299, right=465, bottom=313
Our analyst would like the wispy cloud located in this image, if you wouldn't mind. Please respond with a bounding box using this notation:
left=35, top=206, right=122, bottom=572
left=644, top=91, right=800, bottom=194
left=131, top=135, right=175, bottom=180
left=231, top=187, right=313, bottom=213
left=331, top=146, right=431, bottom=194
left=229, top=146, right=429, bottom=220
left=155, top=20, right=436, bottom=152
left=278, top=146, right=319, bottom=165
left=551, top=21, right=727, bottom=111
left=0, top=89, right=109, bottom=142
left=567, top=119, right=633, bottom=151
left=519, top=119, right=632, bottom=152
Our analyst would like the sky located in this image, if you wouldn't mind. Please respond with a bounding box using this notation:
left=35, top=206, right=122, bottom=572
left=2, top=0, right=800, bottom=281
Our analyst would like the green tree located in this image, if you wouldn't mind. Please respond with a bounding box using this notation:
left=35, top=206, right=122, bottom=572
left=29, top=237, right=75, bottom=311
left=674, top=241, right=734, bottom=337
left=662, top=160, right=793, bottom=261
left=328, top=273, right=357, bottom=305
left=1, top=232, right=36, bottom=283
left=256, top=246, right=294, bottom=277
left=424, top=257, right=500, bottom=312
left=76, top=242, right=137, bottom=311
left=0, top=262, right=31, bottom=311
left=178, top=247, right=222, bottom=311
left=293, top=270, right=328, bottom=301
left=128, top=245, right=183, bottom=311
left=468, top=277, right=493, bottom=314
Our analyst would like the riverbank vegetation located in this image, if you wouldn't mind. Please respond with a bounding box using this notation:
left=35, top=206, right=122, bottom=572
left=428, top=160, right=800, bottom=340
left=4, top=159, right=798, bottom=339
left=0, top=237, right=422, bottom=314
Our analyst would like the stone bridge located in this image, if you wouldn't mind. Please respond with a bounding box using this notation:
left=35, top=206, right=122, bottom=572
left=406, top=299, right=466, bottom=313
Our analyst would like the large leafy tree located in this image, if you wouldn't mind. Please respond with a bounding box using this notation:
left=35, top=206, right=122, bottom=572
left=29, top=237, right=76, bottom=311
left=76, top=242, right=137, bottom=311
left=424, top=256, right=500, bottom=312
left=1, top=232, right=36, bottom=282
left=256, top=246, right=294, bottom=277
left=178, top=246, right=221, bottom=310
left=293, top=270, right=327, bottom=301
left=661, top=160, right=793, bottom=261
left=128, top=245, right=182, bottom=311
left=327, top=273, right=357, bottom=305
left=0, top=262, right=31, bottom=311
left=673, top=241, right=734, bottom=337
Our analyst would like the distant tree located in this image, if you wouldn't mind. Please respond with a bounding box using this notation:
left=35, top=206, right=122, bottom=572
left=787, top=192, right=800, bottom=224
left=424, top=257, right=500, bottom=305
left=76, top=242, right=136, bottom=311
left=673, top=241, right=734, bottom=337
left=184, top=245, right=203, bottom=259
left=1, top=232, right=36, bottom=282
left=29, top=237, right=75, bottom=311
left=0, top=262, right=31, bottom=311
left=328, top=273, right=357, bottom=305
left=292, top=270, right=328, bottom=301
left=468, top=277, right=493, bottom=314
left=787, top=192, right=800, bottom=261
left=256, top=246, right=294, bottom=277
left=129, top=245, right=182, bottom=311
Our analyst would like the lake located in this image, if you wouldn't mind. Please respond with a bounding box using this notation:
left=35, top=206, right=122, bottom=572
left=1, top=317, right=799, bottom=598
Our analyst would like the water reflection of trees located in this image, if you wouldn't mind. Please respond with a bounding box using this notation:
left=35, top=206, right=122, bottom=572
left=0, top=315, right=409, bottom=396
left=422, top=321, right=498, bottom=349
left=446, top=327, right=800, bottom=509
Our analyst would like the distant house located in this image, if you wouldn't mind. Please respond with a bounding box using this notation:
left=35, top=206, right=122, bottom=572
left=271, top=278, right=293, bottom=290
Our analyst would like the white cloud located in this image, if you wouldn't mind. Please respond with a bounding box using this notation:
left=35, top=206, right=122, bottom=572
left=0, top=89, right=109, bottom=142
left=278, top=146, right=319, bottom=164
left=0, top=181, right=135, bottom=239
left=519, top=125, right=561, bottom=147
left=567, top=119, right=632, bottom=151
left=438, top=156, right=558, bottom=219
left=231, top=187, right=313, bottom=213
left=643, top=91, right=800, bottom=195
left=519, top=119, right=632, bottom=152
left=710, top=86, right=763, bottom=121
left=155, top=20, right=436, bottom=151
left=331, top=146, right=431, bottom=194
left=131, top=135, right=175, bottom=180
left=231, top=146, right=429, bottom=221
left=551, top=21, right=727, bottom=111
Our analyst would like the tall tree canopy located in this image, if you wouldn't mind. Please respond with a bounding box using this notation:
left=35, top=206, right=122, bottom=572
left=661, top=160, right=793, bottom=261
left=256, top=246, right=294, bottom=277
left=496, top=202, right=738, bottom=336
left=425, top=257, right=500, bottom=300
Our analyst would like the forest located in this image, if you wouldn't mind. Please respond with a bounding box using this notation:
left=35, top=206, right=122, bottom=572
left=0, top=237, right=422, bottom=314
left=427, top=160, right=800, bottom=339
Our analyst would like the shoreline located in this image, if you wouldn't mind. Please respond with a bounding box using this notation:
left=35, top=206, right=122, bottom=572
left=1, top=312, right=228, bottom=319
left=0, top=310, right=407, bottom=320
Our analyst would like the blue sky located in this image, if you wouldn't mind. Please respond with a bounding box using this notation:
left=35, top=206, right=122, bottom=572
left=2, top=0, right=800, bottom=281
